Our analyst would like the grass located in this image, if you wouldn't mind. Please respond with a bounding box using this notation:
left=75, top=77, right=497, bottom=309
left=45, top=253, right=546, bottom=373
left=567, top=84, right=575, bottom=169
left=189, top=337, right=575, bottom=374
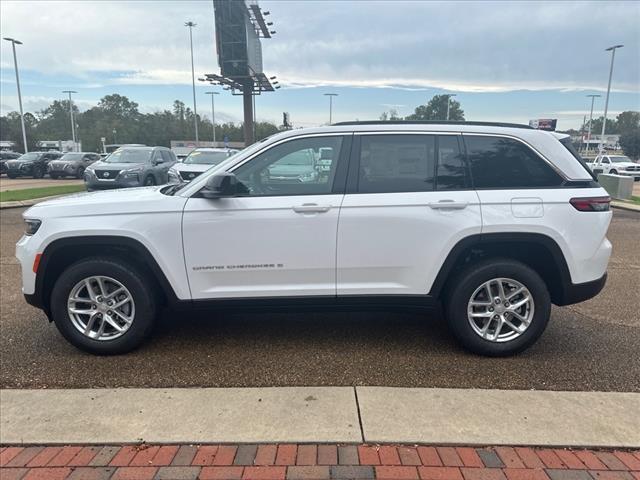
left=0, top=184, right=86, bottom=202
left=631, top=196, right=640, bottom=205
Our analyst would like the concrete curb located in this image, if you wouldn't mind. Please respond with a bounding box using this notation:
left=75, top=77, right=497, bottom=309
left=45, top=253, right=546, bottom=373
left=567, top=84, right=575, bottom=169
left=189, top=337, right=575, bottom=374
left=611, top=200, right=640, bottom=212
left=0, top=194, right=70, bottom=210
left=2, top=387, right=639, bottom=447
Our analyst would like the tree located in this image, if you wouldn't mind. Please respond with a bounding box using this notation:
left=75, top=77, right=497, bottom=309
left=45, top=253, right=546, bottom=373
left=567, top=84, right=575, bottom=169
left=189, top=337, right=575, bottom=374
left=405, top=95, right=465, bottom=121
left=0, top=111, right=39, bottom=152
left=616, top=111, right=640, bottom=135
left=379, top=109, right=401, bottom=121
left=619, top=130, right=640, bottom=160
left=587, top=116, right=618, bottom=135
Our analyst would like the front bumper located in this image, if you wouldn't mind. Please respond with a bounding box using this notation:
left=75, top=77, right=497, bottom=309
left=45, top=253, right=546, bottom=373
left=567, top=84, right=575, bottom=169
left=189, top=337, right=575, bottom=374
left=84, top=172, right=143, bottom=190
left=6, top=163, right=35, bottom=176
left=49, top=165, right=77, bottom=176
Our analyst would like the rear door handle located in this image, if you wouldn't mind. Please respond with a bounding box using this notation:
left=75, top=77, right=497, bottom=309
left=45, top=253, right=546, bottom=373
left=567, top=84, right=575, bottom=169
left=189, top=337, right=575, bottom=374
left=428, top=200, right=468, bottom=210
left=292, top=203, right=331, bottom=213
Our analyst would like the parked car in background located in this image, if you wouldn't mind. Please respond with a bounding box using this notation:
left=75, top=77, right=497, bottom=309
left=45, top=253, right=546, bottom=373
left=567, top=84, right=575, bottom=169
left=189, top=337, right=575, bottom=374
left=587, top=154, right=640, bottom=180
left=84, top=146, right=177, bottom=190
left=5, top=151, right=63, bottom=178
left=168, top=147, right=239, bottom=183
left=0, top=151, right=21, bottom=175
left=48, top=152, right=101, bottom=179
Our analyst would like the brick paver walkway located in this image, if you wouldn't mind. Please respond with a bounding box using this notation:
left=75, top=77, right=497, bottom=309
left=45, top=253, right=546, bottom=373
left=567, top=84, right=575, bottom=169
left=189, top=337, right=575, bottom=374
left=1, top=444, right=638, bottom=479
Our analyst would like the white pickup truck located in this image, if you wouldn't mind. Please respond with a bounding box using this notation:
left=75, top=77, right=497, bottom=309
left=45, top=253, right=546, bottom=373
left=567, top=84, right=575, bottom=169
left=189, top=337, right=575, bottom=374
left=586, top=154, right=640, bottom=180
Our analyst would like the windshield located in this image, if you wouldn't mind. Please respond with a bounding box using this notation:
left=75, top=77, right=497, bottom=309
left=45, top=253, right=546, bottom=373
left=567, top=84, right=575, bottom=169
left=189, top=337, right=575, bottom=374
left=184, top=150, right=232, bottom=165
left=60, top=153, right=85, bottom=161
left=17, top=152, right=41, bottom=161
left=610, top=156, right=632, bottom=163
left=279, top=150, right=314, bottom=166
left=104, top=149, right=152, bottom=164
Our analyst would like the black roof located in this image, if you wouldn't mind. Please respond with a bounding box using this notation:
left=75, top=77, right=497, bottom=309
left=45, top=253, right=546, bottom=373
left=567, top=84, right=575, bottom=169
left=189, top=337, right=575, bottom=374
left=332, top=120, right=534, bottom=129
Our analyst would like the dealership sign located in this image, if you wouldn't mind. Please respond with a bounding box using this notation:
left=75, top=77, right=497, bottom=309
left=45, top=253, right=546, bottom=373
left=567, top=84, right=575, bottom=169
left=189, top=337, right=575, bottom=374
left=529, top=119, right=557, bottom=131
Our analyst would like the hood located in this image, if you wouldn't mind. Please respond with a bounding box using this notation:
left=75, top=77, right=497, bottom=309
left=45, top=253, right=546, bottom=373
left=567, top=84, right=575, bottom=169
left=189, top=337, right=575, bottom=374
left=173, top=163, right=212, bottom=173
left=91, top=161, right=145, bottom=170
left=612, top=162, right=639, bottom=168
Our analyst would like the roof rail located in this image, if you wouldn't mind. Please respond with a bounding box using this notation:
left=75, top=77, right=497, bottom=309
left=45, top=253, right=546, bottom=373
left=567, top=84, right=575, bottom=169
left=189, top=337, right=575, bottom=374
left=332, top=120, right=534, bottom=129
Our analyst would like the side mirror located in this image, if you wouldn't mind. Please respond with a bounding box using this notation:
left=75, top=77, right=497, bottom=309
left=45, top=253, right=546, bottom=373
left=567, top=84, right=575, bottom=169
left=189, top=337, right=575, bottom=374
left=201, top=172, right=247, bottom=199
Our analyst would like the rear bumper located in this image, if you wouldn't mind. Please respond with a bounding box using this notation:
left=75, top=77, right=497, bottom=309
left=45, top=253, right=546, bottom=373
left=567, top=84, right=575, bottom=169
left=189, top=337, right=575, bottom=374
left=555, top=272, right=607, bottom=306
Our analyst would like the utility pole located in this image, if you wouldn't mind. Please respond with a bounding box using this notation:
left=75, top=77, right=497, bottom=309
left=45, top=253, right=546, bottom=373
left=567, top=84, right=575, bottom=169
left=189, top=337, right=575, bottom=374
left=324, top=93, right=338, bottom=124
left=446, top=94, right=457, bottom=121
left=62, top=90, right=78, bottom=151
left=205, top=91, right=219, bottom=144
left=585, top=94, right=601, bottom=154
left=3, top=37, right=28, bottom=152
left=185, top=21, right=199, bottom=145
left=599, top=44, right=623, bottom=153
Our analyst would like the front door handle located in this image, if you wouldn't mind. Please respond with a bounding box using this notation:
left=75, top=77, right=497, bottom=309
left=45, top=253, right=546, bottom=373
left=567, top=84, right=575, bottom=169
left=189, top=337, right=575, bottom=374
left=292, top=203, right=331, bottom=213
left=428, top=200, right=468, bottom=210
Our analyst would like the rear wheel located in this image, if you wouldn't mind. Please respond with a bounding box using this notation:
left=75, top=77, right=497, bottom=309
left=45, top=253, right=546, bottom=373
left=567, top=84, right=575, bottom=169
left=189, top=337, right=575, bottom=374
left=76, top=167, right=85, bottom=179
left=50, top=257, right=157, bottom=355
left=444, top=258, right=551, bottom=356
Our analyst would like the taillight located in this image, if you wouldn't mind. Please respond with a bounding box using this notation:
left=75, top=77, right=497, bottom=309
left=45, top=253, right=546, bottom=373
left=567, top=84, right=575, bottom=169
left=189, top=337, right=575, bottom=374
left=570, top=196, right=611, bottom=212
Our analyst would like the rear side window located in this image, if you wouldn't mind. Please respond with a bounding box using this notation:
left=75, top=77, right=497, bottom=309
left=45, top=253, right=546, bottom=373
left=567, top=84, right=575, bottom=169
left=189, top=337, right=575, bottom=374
left=465, top=136, right=563, bottom=189
left=358, top=135, right=435, bottom=193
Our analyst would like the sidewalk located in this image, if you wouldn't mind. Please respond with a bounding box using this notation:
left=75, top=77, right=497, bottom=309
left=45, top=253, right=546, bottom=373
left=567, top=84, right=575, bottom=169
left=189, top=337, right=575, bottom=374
left=1, top=443, right=639, bottom=479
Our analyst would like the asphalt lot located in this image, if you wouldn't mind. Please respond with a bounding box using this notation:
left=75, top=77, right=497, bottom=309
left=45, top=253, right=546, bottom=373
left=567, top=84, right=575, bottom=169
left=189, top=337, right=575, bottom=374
left=0, top=206, right=638, bottom=391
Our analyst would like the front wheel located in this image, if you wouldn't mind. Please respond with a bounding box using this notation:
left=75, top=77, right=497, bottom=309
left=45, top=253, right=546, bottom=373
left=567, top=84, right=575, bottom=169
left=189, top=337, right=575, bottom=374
left=444, top=259, right=551, bottom=356
left=610, top=170, right=618, bottom=175
left=76, top=167, right=85, bottom=179
left=50, top=257, right=158, bottom=355
left=33, top=166, right=44, bottom=179
left=144, top=175, right=156, bottom=186
left=50, top=173, right=60, bottom=179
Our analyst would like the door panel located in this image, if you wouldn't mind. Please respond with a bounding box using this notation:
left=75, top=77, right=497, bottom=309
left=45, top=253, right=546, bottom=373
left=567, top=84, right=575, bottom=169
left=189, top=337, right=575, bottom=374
left=183, top=195, right=343, bottom=298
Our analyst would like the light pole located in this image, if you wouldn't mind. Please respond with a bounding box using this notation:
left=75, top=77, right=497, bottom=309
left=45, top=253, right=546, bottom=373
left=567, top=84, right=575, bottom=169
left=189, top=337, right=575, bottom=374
left=599, top=44, right=623, bottom=153
left=585, top=94, right=601, bottom=154
left=205, top=91, right=219, bottom=144
left=62, top=90, right=78, bottom=151
left=3, top=37, right=28, bottom=152
left=446, top=94, right=457, bottom=121
left=185, top=21, right=199, bottom=145
left=324, top=93, right=338, bottom=124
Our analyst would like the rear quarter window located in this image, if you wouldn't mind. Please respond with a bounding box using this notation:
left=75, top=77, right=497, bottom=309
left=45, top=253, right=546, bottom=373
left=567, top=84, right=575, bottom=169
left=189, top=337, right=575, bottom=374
left=464, top=135, right=563, bottom=189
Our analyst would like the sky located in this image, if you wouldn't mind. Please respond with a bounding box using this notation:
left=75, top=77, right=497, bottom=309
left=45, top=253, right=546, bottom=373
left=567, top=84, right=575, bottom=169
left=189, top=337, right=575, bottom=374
left=1, top=0, right=639, bottom=131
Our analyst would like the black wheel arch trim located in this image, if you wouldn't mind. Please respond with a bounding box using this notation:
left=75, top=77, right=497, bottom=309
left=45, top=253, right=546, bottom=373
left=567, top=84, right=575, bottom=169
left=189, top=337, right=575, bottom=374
left=31, top=235, right=180, bottom=316
left=427, top=232, right=594, bottom=306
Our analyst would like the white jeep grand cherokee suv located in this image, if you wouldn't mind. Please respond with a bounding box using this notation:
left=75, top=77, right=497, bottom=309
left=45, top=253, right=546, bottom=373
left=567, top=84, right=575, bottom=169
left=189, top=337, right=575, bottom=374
left=16, top=122, right=612, bottom=356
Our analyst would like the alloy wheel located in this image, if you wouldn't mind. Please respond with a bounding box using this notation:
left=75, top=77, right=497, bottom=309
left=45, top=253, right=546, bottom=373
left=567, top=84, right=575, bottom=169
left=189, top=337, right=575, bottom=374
left=467, top=277, right=534, bottom=343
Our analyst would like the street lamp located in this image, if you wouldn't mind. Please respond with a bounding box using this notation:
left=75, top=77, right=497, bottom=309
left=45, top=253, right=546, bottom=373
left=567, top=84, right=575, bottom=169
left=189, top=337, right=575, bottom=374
left=62, top=90, right=78, bottom=151
left=446, top=94, right=457, bottom=121
left=3, top=37, right=28, bottom=152
left=185, top=21, right=199, bottom=146
left=323, top=93, right=338, bottom=124
left=599, top=44, right=623, bottom=153
left=585, top=94, right=601, bottom=154
left=205, top=91, right=219, bottom=144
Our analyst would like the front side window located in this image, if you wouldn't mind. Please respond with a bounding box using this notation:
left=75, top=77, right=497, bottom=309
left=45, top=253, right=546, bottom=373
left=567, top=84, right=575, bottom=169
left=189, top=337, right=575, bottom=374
left=465, top=136, right=563, bottom=189
left=234, top=136, right=343, bottom=196
left=358, top=135, right=435, bottom=193
left=161, top=150, right=175, bottom=163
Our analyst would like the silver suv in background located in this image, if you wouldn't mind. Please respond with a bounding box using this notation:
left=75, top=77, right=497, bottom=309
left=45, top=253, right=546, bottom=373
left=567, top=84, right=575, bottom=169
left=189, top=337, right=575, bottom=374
left=48, top=152, right=101, bottom=179
left=84, top=146, right=177, bottom=190
left=168, top=147, right=239, bottom=183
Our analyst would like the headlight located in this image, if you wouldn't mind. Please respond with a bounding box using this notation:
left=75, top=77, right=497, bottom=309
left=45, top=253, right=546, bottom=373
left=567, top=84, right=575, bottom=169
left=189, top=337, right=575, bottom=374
left=24, top=219, right=41, bottom=236
left=168, top=169, right=181, bottom=184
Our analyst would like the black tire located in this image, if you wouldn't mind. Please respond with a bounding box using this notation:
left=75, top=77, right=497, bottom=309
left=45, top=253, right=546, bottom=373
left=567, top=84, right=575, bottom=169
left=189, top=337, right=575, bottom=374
left=444, top=258, right=551, bottom=357
left=144, top=175, right=156, bottom=186
left=7, top=172, right=17, bottom=179
left=610, top=170, right=617, bottom=175
left=76, top=167, right=85, bottom=179
left=33, top=165, right=44, bottom=179
left=50, top=173, right=60, bottom=180
left=50, top=257, right=157, bottom=355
